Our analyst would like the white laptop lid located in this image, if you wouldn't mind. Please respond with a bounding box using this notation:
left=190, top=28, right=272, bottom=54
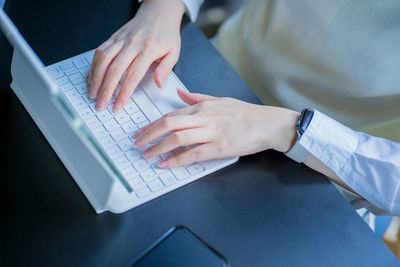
left=0, top=7, right=131, bottom=192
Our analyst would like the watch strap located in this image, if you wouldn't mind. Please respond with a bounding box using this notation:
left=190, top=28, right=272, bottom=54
left=284, top=108, right=314, bottom=163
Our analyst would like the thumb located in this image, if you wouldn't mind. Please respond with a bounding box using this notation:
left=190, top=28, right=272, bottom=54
left=177, top=89, right=218, bottom=105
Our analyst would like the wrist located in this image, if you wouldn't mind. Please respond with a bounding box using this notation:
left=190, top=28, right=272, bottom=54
left=271, top=108, right=300, bottom=153
left=140, top=0, right=186, bottom=20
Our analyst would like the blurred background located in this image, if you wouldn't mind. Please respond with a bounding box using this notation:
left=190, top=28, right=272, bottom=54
left=196, top=0, right=246, bottom=38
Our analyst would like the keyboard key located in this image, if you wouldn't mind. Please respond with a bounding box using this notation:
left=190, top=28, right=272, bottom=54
left=93, top=126, right=109, bottom=139
left=60, top=82, right=74, bottom=92
left=80, top=66, right=91, bottom=79
left=82, top=93, right=95, bottom=104
left=170, top=166, right=189, bottom=180
left=75, top=83, right=88, bottom=94
left=73, top=58, right=88, bottom=69
left=64, top=68, right=78, bottom=76
left=136, top=187, right=151, bottom=198
left=152, top=162, right=168, bottom=175
left=55, top=76, right=69, bottom=86
left=148, top=179, right=163, bottom=192
left=131, top=111, right=147, bottom=124
left=110, top=128, right=126, bottom=142
left=47, top=67, right=64, bottom=79
left=121, top=121, right=137, bottom=135
left=64, top=89, right=79, bottom=100
left=132, top=88, right=162, bottom=122
left=186, top=163, right=205, bottom=175
left=118, top=138, right=134, bottom=152
left=85, top=54, right=94, bottom=64
left=159, top=172, right=177, bottom=186
left=115, top=111, right=130, bottom=125
left=124, top=102, right=140, bottom=115
left=114, top=156, right=131, bottom=170
left=130, top=181, right=146, bottom=192
left=125, top=149, right=141, bottom=162
left=121, top=167, right=138, bottom=178
left=71, top=96, right=87, bottom=111
left=69, top=73, right=84, bottom=85
left=140, top=169, right=157, bottom=182
left=96, top=109, right=112, bottom=122
left=132, top=159, right=150, bottom=172
left=106, top=145, right=123, bottom=160
left=137, top=121, right=149, bottom=129
left=124, top=174, right=146, bottom=186
left=99, top=135, right=115, bottom=149
left=85, top=116, right=101, bottom=130
left=59, top=61, right=73, bottom=70
left=88, top=102, right=98, bottom=112
left=79, top=107, right=93, bottom=120
left=103, top=118, right=119, bottom=132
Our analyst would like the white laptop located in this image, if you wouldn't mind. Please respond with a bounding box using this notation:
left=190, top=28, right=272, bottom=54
left=0, top=8, right=238, bottom=213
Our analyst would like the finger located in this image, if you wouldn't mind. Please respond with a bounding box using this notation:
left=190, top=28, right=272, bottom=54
left=134, top=115, right=203, bottom=149
left=89, top=39, right=114, bottom=81
left=96, top=45, right=139, bottom=111
left=159, top=143, right=217, bottom=168
left=154, top=51, right=179, bottom=88
left=142, top=127, right=211, bottom=159
left=177, top=89, right=218, bottom=105
left=115, top=53, right=154, bottom=112
left=136, top=105, right=196, bottom=134
left=89, top=42, right=124, bottom=102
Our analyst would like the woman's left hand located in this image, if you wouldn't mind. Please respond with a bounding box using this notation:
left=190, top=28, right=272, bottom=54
left=134, top=90, right=300, bottom=168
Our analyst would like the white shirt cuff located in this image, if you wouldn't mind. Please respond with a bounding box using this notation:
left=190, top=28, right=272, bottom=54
left=299, top=110, right=400, bottom=215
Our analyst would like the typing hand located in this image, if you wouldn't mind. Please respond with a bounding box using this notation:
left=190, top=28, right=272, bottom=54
left=88, top=0, right=185, bottom=112
left=133, top=90, right=300, bottom=168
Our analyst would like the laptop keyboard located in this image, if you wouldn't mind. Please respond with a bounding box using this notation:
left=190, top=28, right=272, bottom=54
left=46, top=50, right=206, bottom=201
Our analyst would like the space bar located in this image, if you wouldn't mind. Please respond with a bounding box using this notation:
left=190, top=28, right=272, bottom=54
left=132, top=88, right=162, bottom=122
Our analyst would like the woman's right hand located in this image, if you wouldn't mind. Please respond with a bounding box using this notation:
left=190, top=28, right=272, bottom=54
left=88, top=0, right=186, bottom=112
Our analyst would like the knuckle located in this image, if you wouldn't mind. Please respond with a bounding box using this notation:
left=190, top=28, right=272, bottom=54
left=173, top=132, right=186, bottom=144
left=189, top=149, right=202, bottom=161
left=142, top=38, right=159, bottom=56
left=127, top=37, right=136, bottom=47
left=109, top=64, right=120, bottom=76
left=216, top=139, right=229, bottom=153
left=95, top=48, right=108, bottom=60
left=197, top=101, right=209, bottom=110
left=161, top=117, right=172, bottom=128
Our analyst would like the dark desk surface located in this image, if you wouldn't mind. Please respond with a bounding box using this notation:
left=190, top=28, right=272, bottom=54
left=0, top=3, right=399, bottom=266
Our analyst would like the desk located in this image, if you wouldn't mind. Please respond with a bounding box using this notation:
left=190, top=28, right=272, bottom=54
left=0, top=3, right=399, bottom=266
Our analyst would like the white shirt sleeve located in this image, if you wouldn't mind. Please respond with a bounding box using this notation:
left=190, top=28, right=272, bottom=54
left=299, top=110, right=400, bottom=216
left=138, top=0, right=203, bottom=21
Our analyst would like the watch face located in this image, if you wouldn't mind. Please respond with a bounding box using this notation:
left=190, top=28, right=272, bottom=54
left=298, top=109, right=314, bottom=135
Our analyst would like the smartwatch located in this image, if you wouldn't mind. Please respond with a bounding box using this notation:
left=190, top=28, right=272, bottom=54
left=284, top=108, right=314, bottom=163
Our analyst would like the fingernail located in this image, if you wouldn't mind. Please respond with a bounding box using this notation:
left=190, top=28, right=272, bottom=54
left=159, top=160, right=168, bottom=168
left=135, top=128, right=144, bottom=139
left=89, top=86, right=97, bottom=99
left=143, top=150, right=152, bottom=159
left=113, top=100, right=123, bottom=113
left=96, top=99, right=106, bottom=111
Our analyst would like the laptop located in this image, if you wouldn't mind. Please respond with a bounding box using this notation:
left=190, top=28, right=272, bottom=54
left=0, top=8, right=238, bottom=213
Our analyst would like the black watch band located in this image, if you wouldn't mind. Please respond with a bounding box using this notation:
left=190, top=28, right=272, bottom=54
left=297, top=108, right=314, bottom=136
left=285, top=108, right=314, bottom=163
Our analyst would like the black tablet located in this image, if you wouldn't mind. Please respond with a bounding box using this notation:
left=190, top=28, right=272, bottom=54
left=131, top=226, right=229, bottom=267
